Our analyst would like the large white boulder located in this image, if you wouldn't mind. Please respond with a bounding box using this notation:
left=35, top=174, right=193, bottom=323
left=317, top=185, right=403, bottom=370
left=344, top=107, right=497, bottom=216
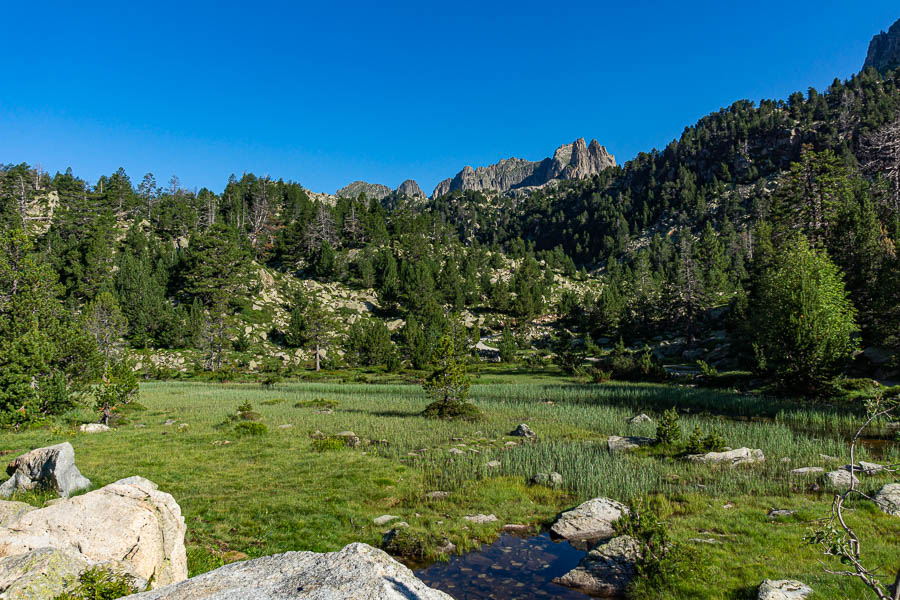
left=0, top=443, right=91, bottom=498
left=124, top=543, right=453, bottom=600
left=0, top=477, right=187, bottom=588
left=757, top=579, right=812, bottom=600
left=550, top=497, right=629, bottom=543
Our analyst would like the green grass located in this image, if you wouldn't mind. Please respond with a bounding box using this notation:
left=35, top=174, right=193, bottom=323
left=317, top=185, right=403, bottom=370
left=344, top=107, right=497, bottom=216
left=1, top=379, right=898, bottom=599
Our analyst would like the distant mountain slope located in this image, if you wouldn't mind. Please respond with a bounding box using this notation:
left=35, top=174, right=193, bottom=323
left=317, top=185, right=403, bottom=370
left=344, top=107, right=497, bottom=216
left=865, top=17, right=900, bottom=73
left=431, top=138, right=615, bottom=198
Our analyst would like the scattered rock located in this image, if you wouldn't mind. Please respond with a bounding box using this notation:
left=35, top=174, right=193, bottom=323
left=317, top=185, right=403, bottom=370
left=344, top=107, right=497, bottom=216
left=550, top=497, right=629, bottom=543
left=392, top=522, right=409, bottom=529
left=780, top=457, right=791, bottom=463
left=790, top=467, right=824, bottom=476
left=503, top=524, right=532, bottom=534
left=0, top=442, right=91, bottom=499
left=855, top=461, right=884, bottom=475
left=688, top=537, right=722, bottom=544
left=767, top=509, right=796, bottom=519
left=448, top=448, right=465, bottom=455
left=135, top=424, right=147, bottom=429
left=627, top=414, right=652, bottom=425
left=426, top=491, right=449, bottom=500
left=504, top=441, right=518, bottom=447
left=125, top=543, right=453, bottom=600
left=874, top=483, right=900, bottom=517
left=485, top=460, right=501, bottom=469
left=463, top=514, right=498, bottom=524
left=373, top=515, right=399, bottom=526
left=310, top=430, right=327, bottom=440
left=818, top=454, right=840, bottom=462
left=163, top=419, right=176, bottom=426
left=0, top=477, right=187, bottom=588
left=79, top=423, right=110, bottom=433
left=436, top=539, right=456, bottom=555
left=0, top=500, right=36, bottom=527
left=529, top=472, right=563, bottom=487
left=757, top=579, right=812, bottom=600
left=687, top=447, right=765, bottom=467
left=0, top=547, right=92, bottom=600
left=826, top=469, right=858, bottom=489
left=607, top=435, right=654, bottom=453
left=277, top=424, right=293, bottom=430
left=553, top=535, right=639, bottom=597
left=510, top=424, right=536, bottom=439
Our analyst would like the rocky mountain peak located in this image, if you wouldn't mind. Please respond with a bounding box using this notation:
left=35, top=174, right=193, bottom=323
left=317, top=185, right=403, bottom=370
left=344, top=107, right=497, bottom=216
left=432, top=138, right=616, bottom=198
left=336, top=181, right=393, bottom=201
left=396, top=179, right=425, bottom=198
left=864, top=18, right=900, bottom=73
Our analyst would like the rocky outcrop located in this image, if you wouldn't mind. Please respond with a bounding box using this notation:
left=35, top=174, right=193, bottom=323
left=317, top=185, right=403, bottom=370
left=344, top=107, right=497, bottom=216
left=510, top=423, right=536, bottom=439
left=0, top=500, right=36, bottom=527
left=0, top=476, right=187, bottom=588
left=0, top=443, right=91, bottom=499
left=550, top=497, right=628, bottom=544
left=553, top=535, right=639, bottom=597
left=687, top=447, right=765, bottom=467
left=124, top=542, right=453, bottom=600
left=336, top=181, right=393, bottom=201
left=874, top=483, right=900, bottom=517
left=757, top=579, right=812, bottom=600
left=864, top=18, right=900, bottom=74
left=431, top=138, right=615, bottom=198
left=607, top=436, right=653, bottom=452
left=396, top=179, right=426, bottom=199
left=0, top=547, right=91, bottom=600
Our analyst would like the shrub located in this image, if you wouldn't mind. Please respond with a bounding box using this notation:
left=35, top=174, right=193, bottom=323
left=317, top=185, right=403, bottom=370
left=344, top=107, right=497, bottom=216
left=614, top=501, right=684, bottom=595
left=599, top=342, right=667, bottom=382
left=654, top=409, right=681, bottom=446
left=233, top=422, right=267, bottom=436
left=53, top=568, right=137, bottom=600
left=294, top=398, right=338, bottom=409
left=311, top=437, right=346, bottom=452
left=592, top=367, right=612, bottom=383
left=696, top=360, right=718, bottom=378
left=685, top=425, right=727, bottom=454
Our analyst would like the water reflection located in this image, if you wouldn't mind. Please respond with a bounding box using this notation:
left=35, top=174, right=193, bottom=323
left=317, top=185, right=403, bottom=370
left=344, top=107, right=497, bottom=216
left=415, top=533, right=591, bottom=599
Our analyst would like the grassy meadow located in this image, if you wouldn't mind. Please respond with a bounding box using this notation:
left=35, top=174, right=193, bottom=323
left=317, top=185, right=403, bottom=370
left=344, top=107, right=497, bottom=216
left=2, top=377, right=899, bottom=599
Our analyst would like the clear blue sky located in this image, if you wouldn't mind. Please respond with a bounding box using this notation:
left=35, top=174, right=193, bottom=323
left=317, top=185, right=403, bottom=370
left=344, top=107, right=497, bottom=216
left=1, top=1, right=897, bottom=196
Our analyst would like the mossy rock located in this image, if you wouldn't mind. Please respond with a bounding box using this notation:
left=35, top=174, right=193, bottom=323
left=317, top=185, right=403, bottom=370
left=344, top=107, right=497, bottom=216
left=0, top=548, right=88, bottom=600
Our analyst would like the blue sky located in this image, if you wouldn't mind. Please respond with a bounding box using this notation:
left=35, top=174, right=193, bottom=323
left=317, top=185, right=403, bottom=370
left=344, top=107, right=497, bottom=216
left=1, top=1, right=897, bottom=196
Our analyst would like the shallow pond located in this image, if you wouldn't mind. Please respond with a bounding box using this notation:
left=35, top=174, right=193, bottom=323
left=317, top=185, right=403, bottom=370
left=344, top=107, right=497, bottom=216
left=414, top=533, right=590, bottom=599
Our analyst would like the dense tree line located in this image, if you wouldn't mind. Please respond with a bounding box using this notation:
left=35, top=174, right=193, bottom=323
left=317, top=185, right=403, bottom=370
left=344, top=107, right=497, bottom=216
left=0, top=66, right=898, bottom=423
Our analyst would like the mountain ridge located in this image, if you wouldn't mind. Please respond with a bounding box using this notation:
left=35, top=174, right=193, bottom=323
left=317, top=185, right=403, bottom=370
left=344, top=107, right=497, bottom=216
left=431, top=138, right=615, bottom=198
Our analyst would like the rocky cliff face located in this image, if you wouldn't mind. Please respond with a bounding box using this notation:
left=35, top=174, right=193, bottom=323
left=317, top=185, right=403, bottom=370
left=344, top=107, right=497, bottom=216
left=336, top=181, right=393, bottom=201
left=396, top=179, right=426, bottom=198
left=864, top=18, right=900, bottom=73
left=432, top=138, right=615, bottom=198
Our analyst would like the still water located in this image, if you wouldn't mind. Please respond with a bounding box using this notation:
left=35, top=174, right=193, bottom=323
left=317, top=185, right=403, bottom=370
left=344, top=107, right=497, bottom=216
left=414, top=533, right=591, bottom=599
